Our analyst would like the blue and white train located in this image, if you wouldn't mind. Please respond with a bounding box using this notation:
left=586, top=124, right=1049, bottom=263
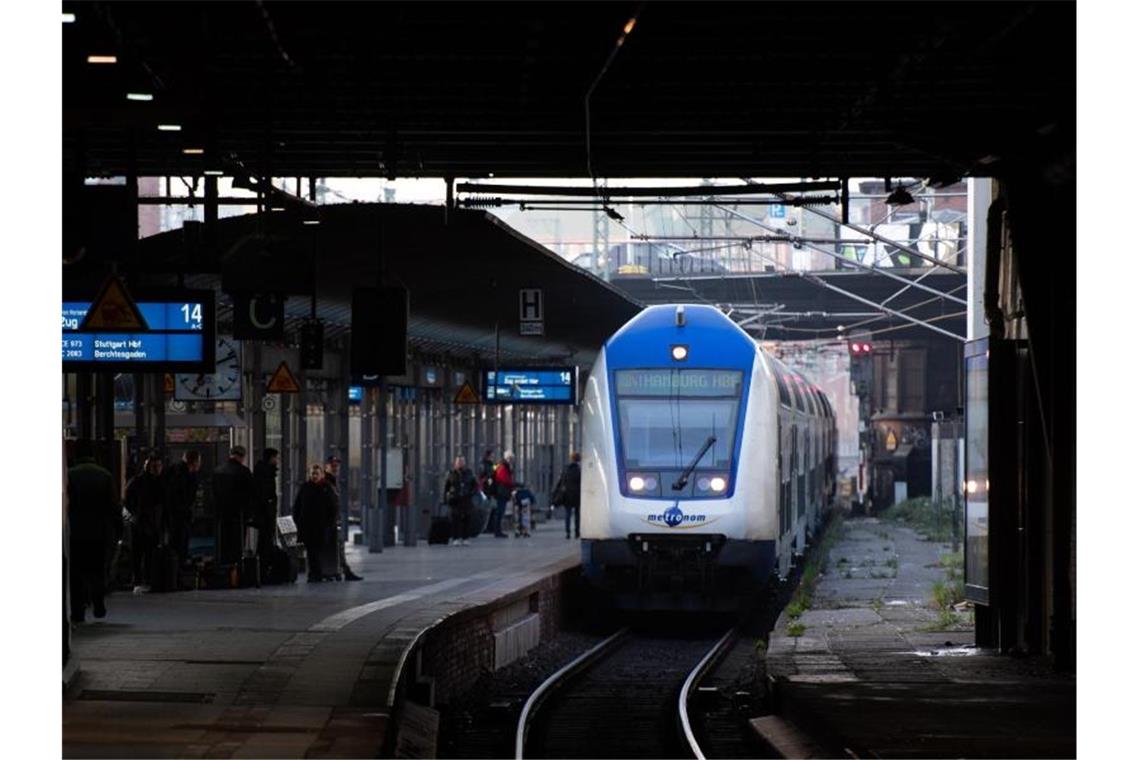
left=580, top=304, right=837, bottom=609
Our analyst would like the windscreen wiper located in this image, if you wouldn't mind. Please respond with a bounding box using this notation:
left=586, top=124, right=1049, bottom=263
left=672, top=435, right=717, bottom=490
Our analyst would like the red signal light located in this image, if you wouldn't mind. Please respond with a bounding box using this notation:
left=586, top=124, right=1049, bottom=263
left=862, top=343, right=871, bottom=352
left=851, top=343, right=861, bottom=353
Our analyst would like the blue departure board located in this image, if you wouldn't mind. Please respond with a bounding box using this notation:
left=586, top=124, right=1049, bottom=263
left=61, top=289, right=216, bottom=371
left=483, top=367, right=577, bottom=404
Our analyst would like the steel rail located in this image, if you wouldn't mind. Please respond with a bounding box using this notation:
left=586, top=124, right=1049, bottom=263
left=514, top=628, right=630, bottom=760
left=679, top=627, right=739, bottom=760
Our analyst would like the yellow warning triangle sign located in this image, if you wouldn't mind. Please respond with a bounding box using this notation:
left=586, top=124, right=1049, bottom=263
left=266, top=361, right=302, bottom=393
left=454, top=382, right=480, bottom=405
left=79, top=274, right=147, bottom=331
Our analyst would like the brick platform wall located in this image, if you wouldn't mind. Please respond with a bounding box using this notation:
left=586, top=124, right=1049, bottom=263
left=415, top=566, right=573, bottom=706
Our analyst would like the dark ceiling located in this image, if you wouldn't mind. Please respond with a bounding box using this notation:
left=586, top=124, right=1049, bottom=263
left=63, top=1, right=1075, bottom=180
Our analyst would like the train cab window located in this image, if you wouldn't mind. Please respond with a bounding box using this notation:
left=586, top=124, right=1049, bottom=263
left=613, top=369, right=744, bottom=471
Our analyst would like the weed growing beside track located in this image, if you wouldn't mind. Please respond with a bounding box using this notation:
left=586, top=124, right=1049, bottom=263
left=784, top=511, right=845, bottom=637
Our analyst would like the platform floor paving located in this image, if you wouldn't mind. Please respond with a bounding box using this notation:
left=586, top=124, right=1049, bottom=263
left=64, top=528, right=580, bottom=758
left=762, top=516, right=1075, bottom=759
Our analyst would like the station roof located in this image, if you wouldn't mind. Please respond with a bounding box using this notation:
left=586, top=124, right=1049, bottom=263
left=64, top=2, right=1074, bottom=180
left=65, top=203, right=643, bottom=364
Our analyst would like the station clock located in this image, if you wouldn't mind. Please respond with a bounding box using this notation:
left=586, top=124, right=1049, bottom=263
left=174, top=336, right=243, bottom=401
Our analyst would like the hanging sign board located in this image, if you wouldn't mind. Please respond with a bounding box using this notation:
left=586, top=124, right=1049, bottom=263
left=483, top=367, right=577, bottom=405
left=62, top=288, right=215, bottom=372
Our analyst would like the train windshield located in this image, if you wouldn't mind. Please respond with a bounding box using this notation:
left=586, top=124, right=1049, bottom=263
left=614, top=369, right=744, bottom=470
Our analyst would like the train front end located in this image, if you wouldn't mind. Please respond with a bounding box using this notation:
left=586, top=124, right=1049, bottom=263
left=580, top=304, right=780, bottom=610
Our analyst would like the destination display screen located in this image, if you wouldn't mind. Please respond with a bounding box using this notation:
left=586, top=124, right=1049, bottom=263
left=615, top=369, right=743, bottom=397
left=483, top=368, right=577, bottom=404
left=61, top=290, right=215, bottom=371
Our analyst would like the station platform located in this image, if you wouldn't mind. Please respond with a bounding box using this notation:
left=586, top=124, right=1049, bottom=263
left=758, top=516, right=1075, bottom=759
left=63, top=528, right=580, bottom=759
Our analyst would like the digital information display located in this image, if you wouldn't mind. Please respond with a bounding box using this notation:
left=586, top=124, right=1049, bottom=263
left=483, top=367, right=577, bottom=404
left=62, top=290, right=216, bottom=372
left=615, top=369, right=743, bottom=397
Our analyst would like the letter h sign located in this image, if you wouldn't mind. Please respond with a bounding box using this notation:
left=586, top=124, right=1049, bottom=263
left=519, top=289, right=543, bottom=323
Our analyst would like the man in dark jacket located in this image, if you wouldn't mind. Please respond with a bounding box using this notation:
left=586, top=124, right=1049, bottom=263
left=211, top=445, right=255, bottom=565
left=252, top=448, right=280, bottom=570
left=477, top=449, right=496, bottom=497
left=68, top=440, right=119, bottom=622
left=323, top=455, right=362, bottom=580
left=125, top=454, right=166, bottom=591
left=554, top=452, right=582, bottom=539
left=443, top=455, right=478, bottom=546
left=293, top=464, right=337, bottom=582
left=164, top=450, right=201, bottom=567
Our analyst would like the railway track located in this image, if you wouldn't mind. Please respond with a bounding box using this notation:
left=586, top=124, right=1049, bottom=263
left=515, top=623, right=741, bottom=759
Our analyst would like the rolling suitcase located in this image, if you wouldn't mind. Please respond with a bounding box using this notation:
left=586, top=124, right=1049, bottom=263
left=428, top=516, right=452, bottom=545
left=265, top=546, right=298, bottom=584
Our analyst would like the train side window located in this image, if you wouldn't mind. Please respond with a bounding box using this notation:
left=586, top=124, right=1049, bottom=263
left=805, top=387, right=818, bottom=417
left=776, top=371, right=791, bottom=407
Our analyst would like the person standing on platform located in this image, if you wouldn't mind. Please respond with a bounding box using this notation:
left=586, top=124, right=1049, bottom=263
left=164, top=451, right=201, bottom=567
left=477, top=448, right=496, bottom=535
left=324, top=455, right=363, bottom=581
left=293, top=464, right=336, bottom=582
left=443, top=455, right=477, bottom=546
left=125, top=454, right=166, bottom=593
left=253, top=448, right=280, bottom=570
left=553, top=452, right=582, bottom=540
left=211, top=445, right=255, bottom=566
left=491, top=451, right=515, bottom=538
left=67, top=440, right=119, bottom=622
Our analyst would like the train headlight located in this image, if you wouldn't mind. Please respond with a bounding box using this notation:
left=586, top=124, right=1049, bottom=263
left=627, top=474, right=659, bottom=493
left=695, top=474, right=729, bottom=494
left=671, top=344, right=689, bottom=361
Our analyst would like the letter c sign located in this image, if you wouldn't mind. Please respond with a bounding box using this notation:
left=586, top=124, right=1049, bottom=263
left=232, top=292, right=285, bottom=340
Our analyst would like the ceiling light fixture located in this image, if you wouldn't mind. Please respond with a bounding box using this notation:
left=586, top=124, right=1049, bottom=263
left=62, top=13, right=76, bottom=23
left=87, top=54, right=117, bottom=64
left=203, top=169, right=224, bottom=176
left=182, top=147, right=205, bottom=155
left=126, top=92, right=153, bottom=102
left=156, top=124, right=182, bottom=132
